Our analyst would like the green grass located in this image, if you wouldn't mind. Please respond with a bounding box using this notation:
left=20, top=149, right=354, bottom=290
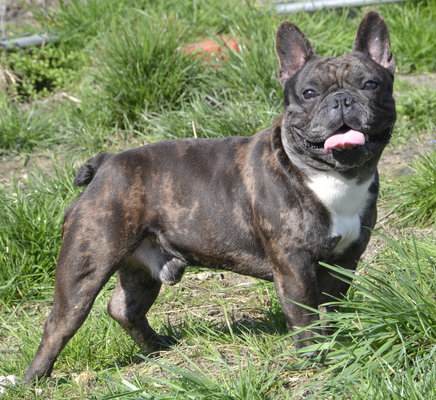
left=288, top=234, right=436, bottom=399
left=381, top=0, right=436, bottom=73
left=0, top=162, right=79, bottom=302
left=0, top=0, right=435, bottom=398
left=387, top=151, right=436, bottom=227
left=0, top=98, right=57, bottom=154
left=93, top=11, right=208, bottom=126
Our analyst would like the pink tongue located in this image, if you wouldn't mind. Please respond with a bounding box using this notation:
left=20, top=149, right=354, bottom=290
left=324, top=129, right=365, bottom=151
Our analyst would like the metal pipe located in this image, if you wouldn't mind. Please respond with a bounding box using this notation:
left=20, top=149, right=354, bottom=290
left=0, top=0, right=5, bottom=40
left=275, top=0, right=408, bottom=14
left=0, top=0, right=55, bottom=48
left=0, top=34, right=58, bottom=49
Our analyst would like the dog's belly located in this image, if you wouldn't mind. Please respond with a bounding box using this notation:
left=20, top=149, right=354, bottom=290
left=307, top=171, right=375, bottom=255
left=128, top=235, right=274, bottom=284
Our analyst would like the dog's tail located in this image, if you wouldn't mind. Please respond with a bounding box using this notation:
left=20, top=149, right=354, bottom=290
left=73, top=153, right=112, bottom=186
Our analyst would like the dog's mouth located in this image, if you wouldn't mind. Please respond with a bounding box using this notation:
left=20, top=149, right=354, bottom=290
left=296, top=124, right=390, bottom=156
left=324, top=126, right=366, bottom=152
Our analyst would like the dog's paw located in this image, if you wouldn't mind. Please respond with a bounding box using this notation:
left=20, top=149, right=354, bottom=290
left=147, top=334, right=177, bottom=351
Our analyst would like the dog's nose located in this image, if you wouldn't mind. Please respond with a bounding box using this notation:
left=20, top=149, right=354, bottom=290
left=330, top=92, right=355, bottom=108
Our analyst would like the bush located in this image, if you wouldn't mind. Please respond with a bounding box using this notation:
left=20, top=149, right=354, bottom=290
left=0, top=163, right=79, bottom=302
left=1, top=44, right=82, bottom=100
left=293, top=234, right=436, bottom=399
left=388, top=152, right=436, bottom=227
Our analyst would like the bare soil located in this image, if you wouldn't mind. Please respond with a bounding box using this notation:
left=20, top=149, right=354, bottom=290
left=1, top=0, right=59, bottom=37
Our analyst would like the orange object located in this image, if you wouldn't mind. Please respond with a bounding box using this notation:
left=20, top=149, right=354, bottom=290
left=183, top=37, right=240, bottom=61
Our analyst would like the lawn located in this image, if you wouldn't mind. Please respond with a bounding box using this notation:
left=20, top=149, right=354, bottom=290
left=0, top=0, right=435, bottom=399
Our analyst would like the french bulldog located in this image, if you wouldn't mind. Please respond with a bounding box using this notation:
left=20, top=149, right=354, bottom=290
left=25, top=11, right=395, bottom=384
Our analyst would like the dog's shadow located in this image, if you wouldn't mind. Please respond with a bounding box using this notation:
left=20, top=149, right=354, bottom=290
left=110, top=307, right=288, bottom=369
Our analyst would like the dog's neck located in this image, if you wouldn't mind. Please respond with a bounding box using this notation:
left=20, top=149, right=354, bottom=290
left=280, top=126, right=378, bottom=255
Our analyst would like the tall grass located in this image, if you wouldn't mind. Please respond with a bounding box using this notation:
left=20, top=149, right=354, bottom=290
left=93, top=12, right=207, bottom=126
left=0, top=163, right=78, bottom=302
left=381, top=0, right=436, bottom=73
left=388, top=151, right=436, bottom=227
left=0, top=0, right=435, bottom=398
left=141, top=94, right=278, bottom=141
left=101, top=355, right=283, bottom=400
left=292, top=234, right=436, bottom=398
left=0, top=98, right=56, bottom=154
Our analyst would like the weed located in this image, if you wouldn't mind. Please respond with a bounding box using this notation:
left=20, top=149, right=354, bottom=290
left=292, top=234, right=436, bottom=398
left=0, top=0, right=435, bottom=398
left=0, top=45, right=82, bottom=100
left=388, top=152, right=436, bottom=227
left=0, top=162, right=79, bottom=302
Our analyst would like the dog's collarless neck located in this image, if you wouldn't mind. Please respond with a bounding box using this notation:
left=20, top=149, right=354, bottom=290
left=271, top=121, right=307, bottom=185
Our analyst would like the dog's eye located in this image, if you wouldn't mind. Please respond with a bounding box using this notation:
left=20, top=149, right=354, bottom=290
left=363, top=80, right=378, bottom=90
left=302, top=89, right=317, bottom=99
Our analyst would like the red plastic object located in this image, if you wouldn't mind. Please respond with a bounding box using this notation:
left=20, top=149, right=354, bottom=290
left=183, top=37, right=240, bottom=61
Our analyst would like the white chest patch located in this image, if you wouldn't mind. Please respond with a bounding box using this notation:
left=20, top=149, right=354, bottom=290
left=306, top=171, right=375, bottom=255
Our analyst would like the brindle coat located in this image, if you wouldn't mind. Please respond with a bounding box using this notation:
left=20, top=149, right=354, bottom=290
left=25, top=11, right=395, bottom=384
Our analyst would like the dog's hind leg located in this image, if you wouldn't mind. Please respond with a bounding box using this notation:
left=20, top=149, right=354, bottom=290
left=107, top=262, right=176, bottom=351
left=24, top=201, right=137, bottom=385
left=24, top=250, right=117, bottom=385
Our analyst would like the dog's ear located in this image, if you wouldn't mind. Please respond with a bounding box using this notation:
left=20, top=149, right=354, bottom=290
left=353, top=11, right=395, bottom=74
left=276, top=21, right=316, bottom=87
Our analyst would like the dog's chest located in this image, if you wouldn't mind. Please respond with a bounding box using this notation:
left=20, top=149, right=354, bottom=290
left=306, top=172, right=374, bottom=255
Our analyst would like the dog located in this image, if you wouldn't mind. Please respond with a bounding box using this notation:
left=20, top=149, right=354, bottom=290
left=24, top=11, right=396, bottom=384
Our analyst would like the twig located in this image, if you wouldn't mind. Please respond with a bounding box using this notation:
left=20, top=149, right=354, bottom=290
left=376, top=204, right=401, bottom=225
left=191, top=120, right=197, bottom=138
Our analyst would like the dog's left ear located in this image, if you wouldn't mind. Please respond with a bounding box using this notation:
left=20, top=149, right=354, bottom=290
left=276, top=21, right=316, bottom=87
left=353, top=11, right=395, bottom=74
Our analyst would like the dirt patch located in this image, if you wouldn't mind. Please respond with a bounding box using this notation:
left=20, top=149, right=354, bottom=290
left=1, top=0, right=59, bottom=36
left=397, top=73, right=436, bottom=90
left=0, top=152, right=62, bottom=185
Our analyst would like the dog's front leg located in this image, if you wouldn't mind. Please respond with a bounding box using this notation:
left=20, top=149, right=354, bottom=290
left=273, top=255, right=321, bottom=349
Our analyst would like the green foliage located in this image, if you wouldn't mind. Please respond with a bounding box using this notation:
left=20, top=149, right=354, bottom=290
left=293, top=234, right=436, bottom=398
left=396, top=83, right=436, bottom=132
left=1, top=44, right=82, bottom=100
left=93, top=12, right=207, bottom=125
left=52, top=0, right=129, bottom=48
left=142, top=94, right=278, bottom=142
left=381, top=0, right=436, bottom=73
left=0, top=99, right=56, bottom=154
left=101, top=355, right=282, bottom=399
left=0, top=163, right=79, bottom=302
left=389, top=152, right=436, bottom=227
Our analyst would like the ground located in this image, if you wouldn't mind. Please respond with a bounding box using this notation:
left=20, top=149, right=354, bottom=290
left=0, top=2, right=434, bottom=398
left=1, top=0, right=59, bottom=37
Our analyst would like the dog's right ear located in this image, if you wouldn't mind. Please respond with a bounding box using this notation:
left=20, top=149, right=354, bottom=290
left=276, top=21, right=316, bottom=87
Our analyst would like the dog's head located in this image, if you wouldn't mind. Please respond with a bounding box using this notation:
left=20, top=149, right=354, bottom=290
left=276, top=11, right=396, bottom=173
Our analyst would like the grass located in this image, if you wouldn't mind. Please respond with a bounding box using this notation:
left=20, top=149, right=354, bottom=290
left=0, top=0, right=435, bottom=398
left=292, top=234, right=436, bottom=398
left=97, top=234, right=436, bottom=400
left=93, top=11, right=209, bottom=125
left=0, top=161, right=79, bottom=302
left=0, top=97, right=57, bottom=154
left=386, top=151, right=436, bottom=227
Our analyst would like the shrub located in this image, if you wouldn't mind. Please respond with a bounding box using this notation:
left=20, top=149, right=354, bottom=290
left=0, top=44, right=82, bottom=100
